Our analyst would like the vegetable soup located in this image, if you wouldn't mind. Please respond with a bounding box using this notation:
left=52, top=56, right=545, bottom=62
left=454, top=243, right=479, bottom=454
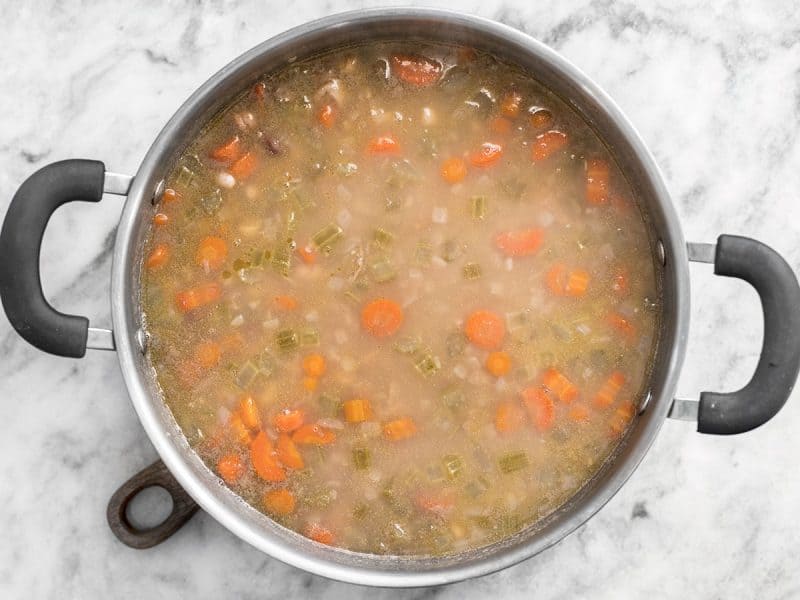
left=141, top=42, right=661, bottom=555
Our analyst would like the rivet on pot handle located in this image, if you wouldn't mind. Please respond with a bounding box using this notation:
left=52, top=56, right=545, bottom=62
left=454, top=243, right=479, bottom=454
left=0, top=160, right=132, bottom=357
left=669, top=235, right=800, bottom=434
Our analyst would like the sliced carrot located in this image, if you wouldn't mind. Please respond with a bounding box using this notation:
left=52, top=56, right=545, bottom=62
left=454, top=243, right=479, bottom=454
left=229, top=151, right=257, bottom=179
left=383, top=417, right=417, bottom=441
left=608, top=312, right=636, bottom=339
left=153, top=212, right=169, bottom=227
left=469, top=142, right=503, bottom=168
left=586, top=158, right=610, bottom=205
left=609, top=401, right=636, bottom=436
left=547, top=265, right=590, bottom=296
left=264, top=488, right=296, bottom=516
left=305, top=523, right=335, bottom=545
left=568, top=404, right=590, bottom=423
left=390, top=53, right=442, bottom=86
left=495, top=400, right=525, bottom=433
left=216, top=454, right=245, bottom=484
left=565, top=270, right=590, bottom=296
left=276, top=433, right=304, bottom=470
left=343, top=398, right=372, bottom=423
left=529, top=108, right=554, bottom=130
left=146, top=244, right=170, bottom=269
left=593, top=371, right=626, bottom=408
left=228, top=412, right=253, bottom=446
left=252, top=81, right=267, bottom=100
left=532, top=130, right=568, bottom=162
left=368, top=135, right=400, bottom=155
left=250, top=431, right=286, bottom=482
left=292, top=423, right=336, bottom=445
left=440, top=157, right=468, bottom=184
left=272, top=408, right=305, bottom=433
left=195, top=236, right=227, bottom=271
left=495, top=228, right=543, bottom=257
left=303, top=377, right=318, bottom=392
left=415, top=490, right=455, bottom=517
left=521, top=387, right=555, bottom=432
left=361, top=298, right=404, bottom=338
left=542, top=368, right=578, bottom=403
left=317, top=103, right=336, bottom=128
left=500, top=91, right=523, bottom=118
left=175, top=282, right=221, bottom=313
left=297, top=244, right=317, bottom=265
left=274, top=295, right=298, bottom=311
left=490, top=116, right=513, bottom=135
left=302, top=353, right=326, bottom=378
left=195, top=341, right=221, bottom=369
left=486, top=351, right=512, bottom=378
left=464, top=310, right=505, bottom=350
left=210, top=136, right=241, bottom=163
left=238, top=395, right=261, bottom=431
left=162, top=188, right=180, bottom=203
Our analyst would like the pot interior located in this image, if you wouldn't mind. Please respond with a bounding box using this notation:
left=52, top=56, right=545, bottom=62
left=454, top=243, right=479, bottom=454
left=112, top=9, right=689, bottom=586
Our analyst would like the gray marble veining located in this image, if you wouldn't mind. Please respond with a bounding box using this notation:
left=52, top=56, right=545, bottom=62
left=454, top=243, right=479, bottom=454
left=1, top=1, right=799, bottom=598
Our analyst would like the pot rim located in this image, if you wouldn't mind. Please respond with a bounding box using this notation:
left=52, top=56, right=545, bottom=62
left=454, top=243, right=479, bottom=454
left=111, top=7, right=690, bottom=587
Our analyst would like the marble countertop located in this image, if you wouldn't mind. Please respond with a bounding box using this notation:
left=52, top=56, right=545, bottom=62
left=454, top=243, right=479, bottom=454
left=2, top=1, right=800, bottom=597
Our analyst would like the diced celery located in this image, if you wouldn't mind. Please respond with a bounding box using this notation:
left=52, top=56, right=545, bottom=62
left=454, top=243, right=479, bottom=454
left=462, top=262, right=482, bottom=280
left=498, top=451, right=529, bottom=473
left=441, top=387, right=466, bottom=411
left=312, top=223, right=344, bottom=254
left=393, top=336, right=421, bottom=355
left=200, top=189, right=223, bottom=215
left=414, top=352, right=441, bottom=377
left=275, top=329, right=299, bottom=352
left=271, top=245, right=291, bottom=277
left=353, top=447, right=371, bottom=470
left=235, top=362, right=259, bottom=389
left=464, top=476, right=490, bottom=498
left=441, top=239, right=463, bottom=263
left=442, top=454, right=464, bottom=479
left=374, top=227, right=394, bottom=247
left=300, top=328, right=319, bottom=347
left=470, top=196, right=487, bottom=219
left=446, top=331, right=467, bottom=357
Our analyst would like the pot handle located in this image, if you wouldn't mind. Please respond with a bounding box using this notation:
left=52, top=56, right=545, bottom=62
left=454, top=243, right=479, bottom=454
left=107, top=459, right=200, bottom=549
left=0, top=160, right=132, bottom=357
left=670, top=235, right=800, bottom=434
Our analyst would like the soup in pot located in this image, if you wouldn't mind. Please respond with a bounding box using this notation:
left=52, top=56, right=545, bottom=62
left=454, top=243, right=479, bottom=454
left=141, top=42, right=661, bottom=555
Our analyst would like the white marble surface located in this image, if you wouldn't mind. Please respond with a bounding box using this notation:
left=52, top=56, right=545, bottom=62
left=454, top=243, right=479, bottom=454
left=1, top=1, right=800, bottom=597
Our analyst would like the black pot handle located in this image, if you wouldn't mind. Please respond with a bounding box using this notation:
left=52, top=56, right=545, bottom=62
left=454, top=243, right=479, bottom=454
left=674, top=235, right=800, bottom=434
left=107, top=460, right=200, bottom=549
left=0, top=159, right=122, bottom=358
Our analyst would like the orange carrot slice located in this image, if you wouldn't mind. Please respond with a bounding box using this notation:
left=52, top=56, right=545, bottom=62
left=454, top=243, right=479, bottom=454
left=272, top=408, right=305, bottom=433
left=361, top=298, right=404, bottom=338
left=195, top=236, right=227, bottom=271
left=495, top=400, right=525, bottom=433
left=495, top=228, right=543, bottom=257
left=275, top=433, right=304, bottom=470
left=216, top=454, right=244, bottom=484
left=531, top=130, right=568, bottom=161
left=464, top=310, right=505, bottom=350
left=390, top=53, right=442, bottom=86
left=250, top=431, right=286, bottom=482
left=383, top=417, right=418, bottom=441
left=521, top=387, right=555, bottom=432
left=264, top=488, right=296, bottom=515
left=440, top=157, right=468, bottom=184
left=542, top=368, right=578, bottom=403
left=469, top=142, right=503, bottom=168
left=292, top=423, right=336, bottom=445
left=146, top=244, right=170, bottom=270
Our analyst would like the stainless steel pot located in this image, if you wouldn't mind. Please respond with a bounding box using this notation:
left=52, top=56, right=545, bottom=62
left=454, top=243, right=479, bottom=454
left=2, top=8, right=799, bottom=588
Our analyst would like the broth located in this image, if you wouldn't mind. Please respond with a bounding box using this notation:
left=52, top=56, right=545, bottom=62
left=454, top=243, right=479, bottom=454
left=141, top=42, right=661, bottom=555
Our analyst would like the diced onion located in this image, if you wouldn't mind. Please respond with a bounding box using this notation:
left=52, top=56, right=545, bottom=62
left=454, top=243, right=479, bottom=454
left=336, top=207, right=352, bottom=226
left=504, top=257, right=514, bottom=271
left=217, top=172, right=235, bottom=188
left=317, top=417, right=344, bottom=430
left=230, top=314, right=244, bottom=327
left=432, top=256, right=448, bottom=269
left=305, top=310, right=319, bottom=322
left=334, top=329, right=348, bottom=345
left=537, top=211, right=555, bottom=227
left=432, top=207, right=448, bottom=224
left=421, top=106, right=436, bottom=125
left=327, top=277, right=345, bottom=291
